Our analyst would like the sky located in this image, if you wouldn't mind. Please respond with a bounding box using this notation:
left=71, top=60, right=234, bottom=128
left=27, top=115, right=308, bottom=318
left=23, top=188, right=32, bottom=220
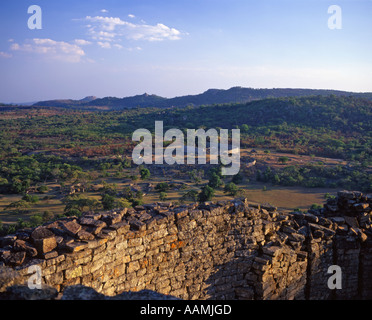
left=0, top=0, right=371, bottom=103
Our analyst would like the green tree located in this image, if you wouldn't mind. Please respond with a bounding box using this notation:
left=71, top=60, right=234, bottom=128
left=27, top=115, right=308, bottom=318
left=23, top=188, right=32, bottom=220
left=116, top=198, right=132, bottom=209
left=22, top=194, right=39, bottom=204
left=65, top=208, right=82, bottom=217
left=37, top=185, right=49, bottom=193
left=278, top=156, right=290, bottom=164
left=159, top=192, right=168, bottom=201
left=155, top=182, right=170, bottom=192
left=208, top=173, right=223, bottom=189
left=4, top=200, right=31, bottom=212
left=30, top=214, right=43, bottom=227
left=198, top=185, right=215, bottom=202
left=64, top=195, right=98, bottom=213
left=241, top=124, right=250, bottom=133
left=182, top=190, right=199, bottom=202
left=232, top=173, right=243, bottom=184
left=42, top=211, right=54, bottom=222
left=102, top=194, right=116, bottom=210
left=224, top=182, right=240, bottom=196
left=140, top=168, right=151, bottom=180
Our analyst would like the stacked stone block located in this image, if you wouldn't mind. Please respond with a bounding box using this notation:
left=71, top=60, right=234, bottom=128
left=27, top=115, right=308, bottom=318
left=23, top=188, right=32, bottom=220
left=0, top=190, right=371, bottom=300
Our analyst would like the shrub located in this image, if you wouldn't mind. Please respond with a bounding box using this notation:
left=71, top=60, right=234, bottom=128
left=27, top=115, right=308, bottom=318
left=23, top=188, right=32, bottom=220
left=198, top=185, right=215, bottom=202
left=159, top=192, right=168, bottom=201
left=224, top=182, right=240, bottom=196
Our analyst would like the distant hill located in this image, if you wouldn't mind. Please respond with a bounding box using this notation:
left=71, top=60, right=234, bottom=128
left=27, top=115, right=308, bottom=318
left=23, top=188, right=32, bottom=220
left=34, top=96, right=97, bottom=108
left=79, top=96, right=97, bottom=104
left=88, top=93, right=167, bottom=109
left=32, top=87, right=372, bottom=109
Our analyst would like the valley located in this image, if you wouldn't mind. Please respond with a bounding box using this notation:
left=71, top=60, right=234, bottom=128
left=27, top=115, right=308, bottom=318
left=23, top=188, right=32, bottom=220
left=0, top=92, right=370, bottom=234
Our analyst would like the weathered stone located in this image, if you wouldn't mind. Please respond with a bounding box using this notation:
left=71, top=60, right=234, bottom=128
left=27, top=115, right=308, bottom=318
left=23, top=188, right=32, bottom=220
left=84, top=213, right=102, bottom=220
left=101, top=213, right=122, bottom=226
left=262, top=246, right=281, bottom=257
left=79, top=217, right=106, bottom=228
left=108, top=221, right=130, bottom=233
left=4, top=252, right=26, bottom=266
left=42, top=251, right=58, bottom=260
left=59, top=220, right=82, bottom=237
left=77, top=230, right=95, bottom=241
left=354, top=203, right=369, bottom=211
left=65, top=266, right=83, bottom=280
left=129, top=220, right=146, bottom=231
left=344, top=216, right=359, bottom=229
left=330, top=217, right=345, bottom=225
left=13, top=240, right=37, bottom=257
left=0, top=266, right=23, bottom=292
left=79, top=218, right=107, bottom=235
left=304, top=213, right=319, bottom=223
left=0, top=192, right=371, bottom=301
left=338, top=190, right=356, bottom=200
left=31, top=227, right=54, bottom=241
left=65, top=241, right=88, bottom=253
left=0, top=235, right=17, bottom=247
left=34, top=237, right=57, bottom=255
left=309, top=223, right=336, bottom=239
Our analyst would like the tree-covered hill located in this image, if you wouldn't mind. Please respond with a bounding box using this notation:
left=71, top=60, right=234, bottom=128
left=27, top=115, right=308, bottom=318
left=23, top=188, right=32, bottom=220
left=0, top=94, right=370, bottom=196
left=31, top=87, right=372, bottom=110
left=3, top=95, right=369, bottom=164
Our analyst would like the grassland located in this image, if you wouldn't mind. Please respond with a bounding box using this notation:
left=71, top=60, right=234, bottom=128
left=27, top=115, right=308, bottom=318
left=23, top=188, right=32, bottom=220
left=0, top=95, right=370, bottom=231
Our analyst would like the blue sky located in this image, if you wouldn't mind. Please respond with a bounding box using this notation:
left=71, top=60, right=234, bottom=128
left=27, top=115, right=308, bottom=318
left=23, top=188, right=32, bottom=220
left=0, top=0, right=371, bottom=103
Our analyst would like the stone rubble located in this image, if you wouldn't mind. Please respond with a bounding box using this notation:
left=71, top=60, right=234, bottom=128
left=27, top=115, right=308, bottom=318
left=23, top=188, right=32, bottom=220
left=0, top=190, right=371, bottom=300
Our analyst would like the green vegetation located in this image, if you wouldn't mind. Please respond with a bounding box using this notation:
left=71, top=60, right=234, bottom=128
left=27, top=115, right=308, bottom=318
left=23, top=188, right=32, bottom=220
left=155, top=182, right=170, bottom=192
left=256, top=163, right=371, bottom=192
left=224, top=182, right=241, bottom=197
left=159, top=192, right=168, bottom=201
left=0, top=94, right=371, bottom=233
left=140, top=168, right=151, bottom=180
left=198, top=185, right=215, bottom=202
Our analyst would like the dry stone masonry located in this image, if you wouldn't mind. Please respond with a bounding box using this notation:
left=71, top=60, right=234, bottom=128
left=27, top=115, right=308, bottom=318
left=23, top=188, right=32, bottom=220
left=0, top=190, right=371, bottom=300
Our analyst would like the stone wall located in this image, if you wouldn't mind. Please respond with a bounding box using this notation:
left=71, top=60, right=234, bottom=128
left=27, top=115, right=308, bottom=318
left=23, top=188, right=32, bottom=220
left=0, top=191, right=371, bottom=300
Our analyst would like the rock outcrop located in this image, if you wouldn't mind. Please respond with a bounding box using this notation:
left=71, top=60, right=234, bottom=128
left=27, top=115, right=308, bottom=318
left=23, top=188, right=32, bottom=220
left=0, top=190, right=371, bottom=300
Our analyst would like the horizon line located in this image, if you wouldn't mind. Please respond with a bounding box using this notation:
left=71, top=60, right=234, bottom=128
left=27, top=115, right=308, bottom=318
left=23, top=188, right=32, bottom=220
left=2, top=85, right=372, bottom=105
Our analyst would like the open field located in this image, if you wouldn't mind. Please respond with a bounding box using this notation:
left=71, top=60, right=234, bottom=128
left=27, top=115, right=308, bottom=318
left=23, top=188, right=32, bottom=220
left=0, top=145, right=364, bottom=226
left=0, top=147, right=357, bottom=225
left=0, top=170, right=337, bottom=224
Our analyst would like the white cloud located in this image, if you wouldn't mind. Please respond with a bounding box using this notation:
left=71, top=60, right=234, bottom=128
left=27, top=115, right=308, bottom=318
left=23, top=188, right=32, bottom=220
left=124, top=22, right=182, bottom=41
left=93, top=31, right=117, bottom=41
left=74, top=39, right=92, bottom=46
left=84, top=15, right=184, bottom=47
left=97, top=41, right=111, bottom=49
left=0, top=51, right=12, bottom=58
left=101, top=9, right=108, bottom=13
left=85, top=16, right=126, bottom=31
left=10, top=38, right=85, bottom=63
left=128, top=46, right=142, bottom=51
left=128, top=14, right=135, bottom=19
